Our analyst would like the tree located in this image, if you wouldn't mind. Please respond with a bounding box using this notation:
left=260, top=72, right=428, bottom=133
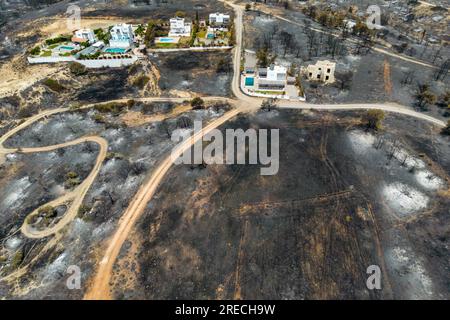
left=414, top=84, right=436, bottom=110
left=29, top=46, right=40, bottom=55
left=303, top=20, right=317, bottom=59
left=126, top=99, right=135, bottom=109
left=434, top=59, right=449, bottom=81
left=144, top=21, right=156, bottom=47
left=335, top=70, right=353, bottom=90
left=279, top=30, right=293, bottom=57
left=441, top=120, right=450, bottom=135
left=245, top=3, right=251, bottom=11
left=363, top=109, right=385, bottom=130
left=175, top=11, right=186, bottom=18
left=261, top=98, right=278, bottom=112
left=191, top=97, right=205, bottom=109
left=256, top=47, right=269, bottom=67
left=69, top=62, right=87, bottom=76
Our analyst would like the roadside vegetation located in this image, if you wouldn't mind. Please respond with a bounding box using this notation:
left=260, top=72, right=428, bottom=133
left=69, top=62, right=87, bottom=76
left=190, top=97, right=205, bottom=109
left=363, top=109, right=385, bottom=130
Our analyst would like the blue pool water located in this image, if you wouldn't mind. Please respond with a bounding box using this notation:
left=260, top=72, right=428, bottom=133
left=60, top=46, right=75, bottom=50
left=105, top=48, right=127, bottom=53
left=245, top=77, right=254, bottom=86
left=159, top=38, right=174, bottom=42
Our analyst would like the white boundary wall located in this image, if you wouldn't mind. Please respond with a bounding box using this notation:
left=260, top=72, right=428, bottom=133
left=27, top=56, right=138, bottom=68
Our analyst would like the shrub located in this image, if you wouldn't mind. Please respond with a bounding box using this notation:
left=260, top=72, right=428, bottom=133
left=77, top=205, right=92, bottom=219
left=69, top=62, right=87, bottom=76
left=38, top=205, right=57, bottom=218
left=191, top=97, right=205, bottom=109
left=132, top=75, right=150, bottom=89
left=94, top=102, right=126, bottom=115
left=441, top=120, right=450, bottom=136
left=92, top=114, right=106, bottom=123
left=65, top=178, right=81, bottom=189
left=45, top=35, right=71, bottom=46
left=10, top=250, right=23, bottom=269
left=363, top=109, right=385, bottom=130
left=43, top=78, right=64, bottom=92
left=64, top=172, right=80, bottom=189
left=29, top=46, right=41, bottom=55
left=127, top=99, right=135, bottom=109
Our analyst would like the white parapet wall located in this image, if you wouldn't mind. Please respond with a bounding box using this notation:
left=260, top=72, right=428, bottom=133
left=76, top=56, right=138, bottom=68
left=27, top=56, right=138, bottom=68
left=27, top=56, right=76, bottom=63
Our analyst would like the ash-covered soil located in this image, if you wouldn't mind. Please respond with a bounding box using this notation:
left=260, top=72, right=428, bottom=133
left=110, top=109, right=450, bottom=300
left=151, top=51, right=233, bottom=97
left=0, top=101, right=232, bottom=299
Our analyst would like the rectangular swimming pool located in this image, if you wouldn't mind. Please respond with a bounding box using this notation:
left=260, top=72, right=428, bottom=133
left=59, top=46, right=75, bottom=51
left=104, top=48, right=127, bottom=54
left=245, top=77, right=255, bottom=86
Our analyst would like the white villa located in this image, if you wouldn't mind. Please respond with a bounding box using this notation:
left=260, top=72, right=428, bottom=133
left=304, top=60, right=336, bottom=84
left=72, top=29, right=96, bottom=44
left=245, top=63, right=294, bottom=92
left=169, top=17, right=192, bottom=37
left=256, top=64, right=290, bottom=91
left=209, top=13, right=231, bottom=27
left=110, top=23, right=135, bottom=48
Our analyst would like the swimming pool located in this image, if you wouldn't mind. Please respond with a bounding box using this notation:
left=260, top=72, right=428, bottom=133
left=59, top=46, right=75, bottom=51
left=104, top=48, right=127, bottom=54
left=155, top=37, right=179, bottom=44
left=158, top=38, right=174, bottom=42
left=245, top=77, right=255, bottom=86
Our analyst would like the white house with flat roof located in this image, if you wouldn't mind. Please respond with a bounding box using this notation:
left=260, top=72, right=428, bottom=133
left=72, top=29, right=96, bottom=44
left=110, top=23, right=134, bottom=48
left=209, top=13, right=230, bottom=26
left=169, top=17, right=192, bottom=37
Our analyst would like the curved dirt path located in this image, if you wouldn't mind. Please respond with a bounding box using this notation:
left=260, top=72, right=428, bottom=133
left=0, top=97, right=231, bottom=240
left=19, top=136, right=108, bottom=239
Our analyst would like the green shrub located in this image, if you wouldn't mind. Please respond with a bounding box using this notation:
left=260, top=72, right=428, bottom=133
left=363, top=109, right=385, bottom=130
left=38, top=205, right=57, bottom=218
left=92, top=114, right=106, bottom=123
left=191, top=97, right=205, bottom=109
left=10, top=250, right=23, bottom=269
left=45, top=35, right=71, bottom=46
left=77, top=205, right=92, bottom=219
left=441, top=120, right=450, bottom=135
left=29, top=46, right=41, bottom=55
left=132, top=75, right=150, bottom=89
left=43, top=78, right=65, bottom=92
left=69, top=62, right=87, bottom=76
left=94, top=102, right=126, bottom=115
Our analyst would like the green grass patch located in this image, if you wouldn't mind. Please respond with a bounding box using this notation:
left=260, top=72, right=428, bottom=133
left=43, top=78, right=65, bottom=92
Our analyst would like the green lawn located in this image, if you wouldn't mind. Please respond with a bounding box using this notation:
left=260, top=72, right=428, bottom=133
left=197, top=30, right=207, bottom=38
left=255, top=90, right=285, bottom=95
left=155, top=42, right=178, bottom=48
left=41, top=50, right=52, bottom=57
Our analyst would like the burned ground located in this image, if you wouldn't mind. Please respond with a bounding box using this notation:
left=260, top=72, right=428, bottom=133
left=151, top=51, right=233, bottom=97
left=0, top=101, right=232, bottom=298
left=109, top=109, right=450, bottom=299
